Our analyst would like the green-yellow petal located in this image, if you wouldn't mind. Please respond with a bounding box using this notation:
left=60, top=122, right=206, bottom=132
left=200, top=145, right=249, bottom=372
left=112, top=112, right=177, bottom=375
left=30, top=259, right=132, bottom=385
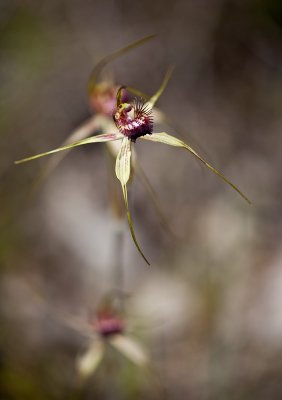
left=15, top=132, right=123, bottom=164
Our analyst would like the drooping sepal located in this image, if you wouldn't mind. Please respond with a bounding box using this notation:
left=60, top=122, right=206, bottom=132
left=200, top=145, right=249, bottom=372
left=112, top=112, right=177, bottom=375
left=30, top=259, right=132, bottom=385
left=115, top=137, right=150, bottom=265
left=141, top=132, right=251, bottom=204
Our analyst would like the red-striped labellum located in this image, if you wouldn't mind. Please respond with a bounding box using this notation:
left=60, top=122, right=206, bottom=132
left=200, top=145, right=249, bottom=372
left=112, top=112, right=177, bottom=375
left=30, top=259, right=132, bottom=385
left=113, top=87, right=153, bottom=142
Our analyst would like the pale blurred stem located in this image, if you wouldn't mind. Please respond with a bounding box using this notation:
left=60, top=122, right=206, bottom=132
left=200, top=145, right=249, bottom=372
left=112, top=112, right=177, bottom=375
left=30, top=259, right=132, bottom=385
left=113, top=222, right=125, bottom=309
left=105, top=147, right=125, bottom=310
left=158, top=319, right=168, bottom=400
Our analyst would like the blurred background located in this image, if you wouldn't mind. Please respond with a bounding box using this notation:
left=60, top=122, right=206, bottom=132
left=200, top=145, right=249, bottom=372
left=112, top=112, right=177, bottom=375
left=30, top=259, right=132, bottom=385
left=1, top=0, right=282, bottom=398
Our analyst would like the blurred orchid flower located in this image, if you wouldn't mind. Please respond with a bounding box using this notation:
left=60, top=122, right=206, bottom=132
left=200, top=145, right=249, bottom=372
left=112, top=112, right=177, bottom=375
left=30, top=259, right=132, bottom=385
left=15, top=71, right=251, bottom=265
left=23, top=282, right=149, bottom=380
left=77, top=298, right=149, bottom=380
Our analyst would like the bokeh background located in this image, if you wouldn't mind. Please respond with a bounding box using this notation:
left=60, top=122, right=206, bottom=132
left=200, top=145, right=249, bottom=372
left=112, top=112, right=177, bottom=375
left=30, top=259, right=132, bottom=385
left=1, top=0, right=282, bottom=398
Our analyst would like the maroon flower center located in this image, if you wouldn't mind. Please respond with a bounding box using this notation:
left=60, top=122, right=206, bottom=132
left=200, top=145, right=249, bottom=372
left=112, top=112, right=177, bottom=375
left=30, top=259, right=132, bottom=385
left=113, top=100, right=153, bottom=142
left=95, top=315, right=124, bottom=337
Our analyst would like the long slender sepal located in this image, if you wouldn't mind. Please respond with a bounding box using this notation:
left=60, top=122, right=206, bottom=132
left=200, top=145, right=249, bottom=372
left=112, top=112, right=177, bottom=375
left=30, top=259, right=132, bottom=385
left=31, top=116, right=100, bottom=189
left=141, top=132, right=251, bottom=204
left=115, top=138, right=150, bottom=265
left=153, top=108, right=212, bottom=162
left=88, top=35, right=156, bottom=94
left=148, top=66, right=175, bottom=108
left=15, top=132, right=123, bottom=164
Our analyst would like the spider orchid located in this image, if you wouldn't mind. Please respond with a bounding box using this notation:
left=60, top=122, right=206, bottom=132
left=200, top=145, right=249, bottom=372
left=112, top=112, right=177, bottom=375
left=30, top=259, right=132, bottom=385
left=26, top=35, right=173, bottom=232
left=15, top=75, right=250, bottom=265
left=77, top=298, right=149, bottom=380
left=23, top=278, right=149, bottom=380
left=31, top=35, right=156, bottom=182
left=27, top=284, right=149, bottom=380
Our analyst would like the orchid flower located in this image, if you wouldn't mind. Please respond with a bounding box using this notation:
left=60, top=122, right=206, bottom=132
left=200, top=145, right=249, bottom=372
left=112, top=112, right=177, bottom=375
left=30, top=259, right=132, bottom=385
left=26, top=282, right=149, bottom=379
left=26, top=35, right=173, bottom=232
left=77, top=298, right=149, bottom=380
left=15, top=73, right=250, bottom=265
left=30, top=35, right=156, bottom=182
